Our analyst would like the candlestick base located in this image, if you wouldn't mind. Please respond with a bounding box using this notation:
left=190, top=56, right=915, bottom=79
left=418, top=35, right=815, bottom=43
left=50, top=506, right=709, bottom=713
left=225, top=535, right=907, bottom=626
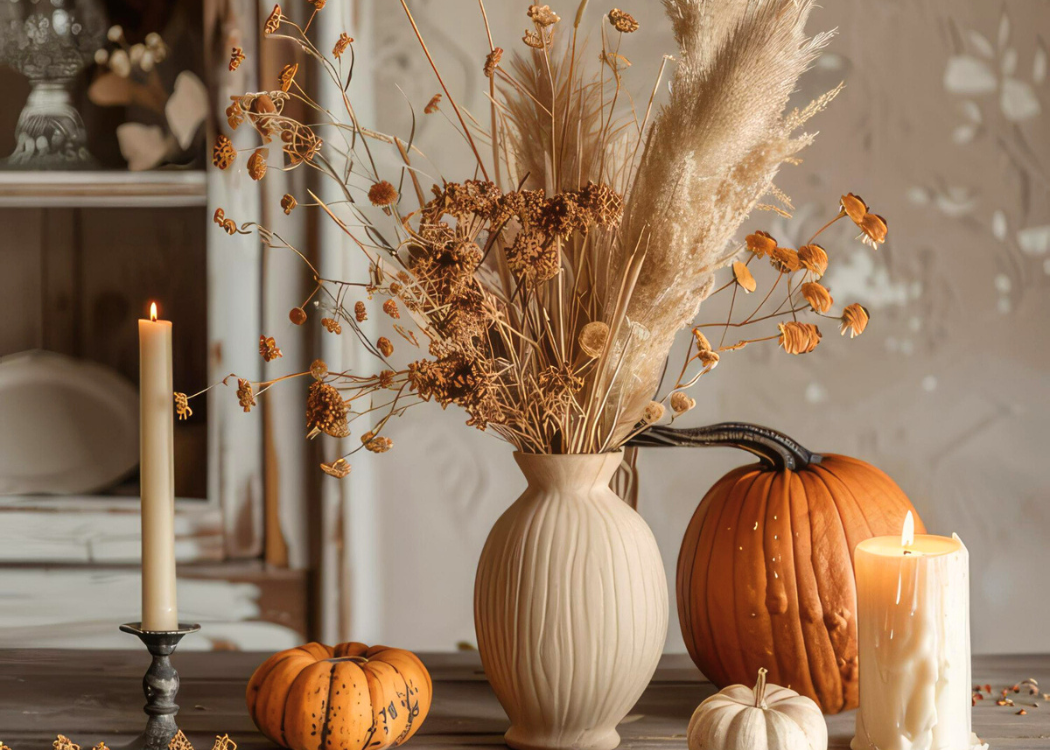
left=120, top=622, right=201, bottom=750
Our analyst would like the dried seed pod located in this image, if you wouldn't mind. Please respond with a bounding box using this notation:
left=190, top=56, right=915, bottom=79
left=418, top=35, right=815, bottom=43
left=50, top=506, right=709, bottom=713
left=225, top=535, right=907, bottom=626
left=578, top=321, right=609, bottom=358
left=289, top=307, right=307, bottom=325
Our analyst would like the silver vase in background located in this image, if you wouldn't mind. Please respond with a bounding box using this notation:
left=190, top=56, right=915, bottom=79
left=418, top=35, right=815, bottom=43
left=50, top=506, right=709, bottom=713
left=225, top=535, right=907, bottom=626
left=0, top=0, right=106, bottom=169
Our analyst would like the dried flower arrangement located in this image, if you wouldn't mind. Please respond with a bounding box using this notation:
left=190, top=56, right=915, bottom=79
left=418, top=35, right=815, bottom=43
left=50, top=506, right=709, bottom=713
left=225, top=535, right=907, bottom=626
left=180, top=0, right=889, bottom=472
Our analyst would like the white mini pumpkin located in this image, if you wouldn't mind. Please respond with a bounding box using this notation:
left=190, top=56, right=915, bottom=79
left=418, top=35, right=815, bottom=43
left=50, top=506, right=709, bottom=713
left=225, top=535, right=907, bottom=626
left=687, top=668, right=828, bottom=750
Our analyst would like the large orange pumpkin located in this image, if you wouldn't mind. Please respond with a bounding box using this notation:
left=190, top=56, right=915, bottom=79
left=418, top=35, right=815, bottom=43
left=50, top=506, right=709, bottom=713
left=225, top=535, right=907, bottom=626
left=246, top=642, right=432, bottom=750
left=632, top=423, right=924, bottom=714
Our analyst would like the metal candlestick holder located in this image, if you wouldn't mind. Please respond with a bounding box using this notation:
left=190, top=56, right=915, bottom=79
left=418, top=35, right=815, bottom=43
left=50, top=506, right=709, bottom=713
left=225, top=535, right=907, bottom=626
left=120, top=622, right=201, bottom=750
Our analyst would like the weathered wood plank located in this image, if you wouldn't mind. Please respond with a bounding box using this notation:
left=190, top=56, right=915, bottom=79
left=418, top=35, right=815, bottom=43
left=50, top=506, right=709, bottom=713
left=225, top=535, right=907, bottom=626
left=1, top=652, right=1047, bottom=749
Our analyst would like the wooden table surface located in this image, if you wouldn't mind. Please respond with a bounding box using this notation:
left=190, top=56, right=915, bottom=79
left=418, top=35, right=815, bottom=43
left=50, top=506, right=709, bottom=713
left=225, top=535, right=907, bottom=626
left=1, top=650, right=1048, bottom=749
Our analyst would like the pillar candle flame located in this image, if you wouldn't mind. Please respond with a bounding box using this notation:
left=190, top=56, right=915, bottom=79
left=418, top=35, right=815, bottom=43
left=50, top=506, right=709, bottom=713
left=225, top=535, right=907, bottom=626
left=901, top=510, right=915, bottom=548
left=150, top=302, right=158, bottom=322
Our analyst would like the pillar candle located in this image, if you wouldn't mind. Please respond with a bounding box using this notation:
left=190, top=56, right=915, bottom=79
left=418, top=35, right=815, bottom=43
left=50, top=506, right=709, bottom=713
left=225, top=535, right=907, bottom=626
left=851, top=512, right=984, bottom=750
left=138, top=302, right=179, bottom=631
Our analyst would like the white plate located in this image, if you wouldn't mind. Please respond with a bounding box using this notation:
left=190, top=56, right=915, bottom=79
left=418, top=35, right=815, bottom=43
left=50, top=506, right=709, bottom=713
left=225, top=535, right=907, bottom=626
left=0, top=350, right=139, bottom=495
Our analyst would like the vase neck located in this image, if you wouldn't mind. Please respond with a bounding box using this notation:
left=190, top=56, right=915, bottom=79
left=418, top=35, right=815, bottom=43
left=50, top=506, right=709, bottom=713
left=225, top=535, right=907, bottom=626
left=513, top=452, right=623, bottom=492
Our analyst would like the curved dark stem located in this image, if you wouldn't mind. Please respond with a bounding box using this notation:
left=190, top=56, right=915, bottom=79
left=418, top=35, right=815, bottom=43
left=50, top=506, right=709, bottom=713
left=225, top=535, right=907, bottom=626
left=626, top=422, right=821, bottom=471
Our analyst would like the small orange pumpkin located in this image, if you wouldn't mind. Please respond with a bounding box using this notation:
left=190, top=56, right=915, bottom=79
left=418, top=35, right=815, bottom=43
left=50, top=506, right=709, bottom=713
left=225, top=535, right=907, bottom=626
left=632, top=423, right=924, bottom=714
left=246, top=642, right=432, bottom=750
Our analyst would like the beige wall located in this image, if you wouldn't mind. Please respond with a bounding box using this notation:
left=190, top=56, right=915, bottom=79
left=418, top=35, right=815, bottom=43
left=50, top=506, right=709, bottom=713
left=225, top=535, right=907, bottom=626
left=357, top=0, right=1050, bottom=654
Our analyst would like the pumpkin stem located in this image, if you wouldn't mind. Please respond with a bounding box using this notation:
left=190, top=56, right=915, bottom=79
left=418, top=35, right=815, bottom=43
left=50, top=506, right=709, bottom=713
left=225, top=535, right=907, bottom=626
left=626, top=422, right=821, bottom=471
left=754, top=667, right=769, bottom=709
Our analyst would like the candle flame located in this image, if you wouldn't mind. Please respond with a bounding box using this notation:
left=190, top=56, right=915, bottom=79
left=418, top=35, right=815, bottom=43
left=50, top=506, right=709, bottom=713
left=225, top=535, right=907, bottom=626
left=901, top=510, right=915, bottom=548
left=150, top=302, right=158, bottom=322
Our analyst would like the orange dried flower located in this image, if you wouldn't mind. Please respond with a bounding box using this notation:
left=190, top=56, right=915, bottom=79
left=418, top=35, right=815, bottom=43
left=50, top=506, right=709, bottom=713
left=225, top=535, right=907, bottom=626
left=363, top=435, right=393, bottom=453
left=259, top=335, right=282, bottom=361
left=484, top=47, right=503, bottom=78
left=354, top=301, right=367, bottom=322
left=840, top=303, right=869, bottom=338
left=281, top=193, right=297, bottom=214
left=377, top=337, right=394, bottom=357
left=746, top=230, right=777, bottom=258
left=289, top=307, right=307, bottom=325
left=527, top=4, right=560, bottom=26
left=228, top=47, right=245, bottom=71
left=378, top=369, right=396, bottom=388
left=213, top=207, right=225, bottom=225
left=236, top=378, right=256, bottom=412
left=321, top=317, right=342, bottom=334
left=693, top=328, right=712, bottom=354
left=278, top=63, right=298, bottom=92
left=368, top=180, right=398, bottom=206
left=382, top=299, right=400, bottom=319
left=860, top=213, right=888, bottom=248
left=698, top=349, right=720, bottom=369
left=320, top=458, right=351, bottom=478
left=306, top=381, right=349, bottom=438
left=55, top=736, right=80, bottom=750
left=840, top=193, right=868, bottom=225
left=608, top=9, right=639, bottom=33
left=264, top=4, right=282, bottom=35
left=333, top=32, right=352, bottom=58
left=522, top=29, right=545, bottom=49
left=310, top=359, right=328, bottom=380
left=732, top=261, right=757, bottom=292
left=801, top=281, right=833, bottom=313
left=310, top=0, right=325, bottom=8
left=174, top=392, right=192, bottom=420
left=424, top=94, right=442, bottom=114
left=212, top=134, right=236, bottom=169
left=247, top=148, right=267, bottom=180
left=221, top=218, right=238, bottom=235
left=168, top=732, right=191, bottom=750
left=798, top=244, right=828, bottom=277
left=226, top=102, right=244, bottom=129
left=769, top=247, right=800, bottom=274
left=778, top=322, right=822, bottom=355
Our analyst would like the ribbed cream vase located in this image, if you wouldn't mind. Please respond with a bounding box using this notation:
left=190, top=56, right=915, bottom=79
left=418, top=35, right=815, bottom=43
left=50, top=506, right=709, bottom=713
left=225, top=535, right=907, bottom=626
left=474, top=452, right=668, bottom=750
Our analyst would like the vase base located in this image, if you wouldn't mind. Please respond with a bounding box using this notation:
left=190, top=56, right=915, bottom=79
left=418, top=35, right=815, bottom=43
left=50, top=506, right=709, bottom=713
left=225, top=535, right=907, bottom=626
left=505, top=726, right=620, bottom=750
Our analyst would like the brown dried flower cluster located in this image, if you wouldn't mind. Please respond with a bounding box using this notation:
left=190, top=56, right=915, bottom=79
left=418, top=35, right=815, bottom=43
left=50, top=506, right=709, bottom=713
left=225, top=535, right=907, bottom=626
left=368, top=181, right=398, bottom=206
left=259, top=335, right=282, bottom=361
left=333, top=32, right=352, bottom=59
left=321, top=458, right=351, bottom=478
left=278, top=63, right=298, bottom=93
left=212, top=134, right=236, bottom=169
left=484, top=48, right=503, bottom=78
left=183, top=0, right=889, bottom=470
left=174, top=392, right=192, bottom=420
left=609, top=9, right=639, bottom=33
left=321, top=317, right=342, bottom=334
left=236, top=378, right=255, bottom=412
left=229, top=47, right=245, bottom=72
left=306, top=382, right=348, bottom=438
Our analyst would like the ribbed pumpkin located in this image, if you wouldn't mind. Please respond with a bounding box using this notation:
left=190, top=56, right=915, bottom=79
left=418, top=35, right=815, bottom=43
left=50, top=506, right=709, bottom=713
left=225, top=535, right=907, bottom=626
left=246, top=642, right=432, bottom=750
left=632, top=423, right=924, bottom=714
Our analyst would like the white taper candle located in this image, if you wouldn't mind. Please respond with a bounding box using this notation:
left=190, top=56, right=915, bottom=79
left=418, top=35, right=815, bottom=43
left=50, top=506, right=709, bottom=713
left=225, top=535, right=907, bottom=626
left=138, top=302, right=178, bottom=631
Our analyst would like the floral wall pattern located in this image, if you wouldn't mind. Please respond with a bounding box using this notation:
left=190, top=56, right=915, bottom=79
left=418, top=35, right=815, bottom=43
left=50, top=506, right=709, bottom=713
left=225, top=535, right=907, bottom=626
left=357, top=0, right=1050, bottom=654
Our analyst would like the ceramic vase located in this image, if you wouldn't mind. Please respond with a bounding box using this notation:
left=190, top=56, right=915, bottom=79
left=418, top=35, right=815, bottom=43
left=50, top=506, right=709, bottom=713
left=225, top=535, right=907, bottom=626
left=474, top=451, right=668, bottom=750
